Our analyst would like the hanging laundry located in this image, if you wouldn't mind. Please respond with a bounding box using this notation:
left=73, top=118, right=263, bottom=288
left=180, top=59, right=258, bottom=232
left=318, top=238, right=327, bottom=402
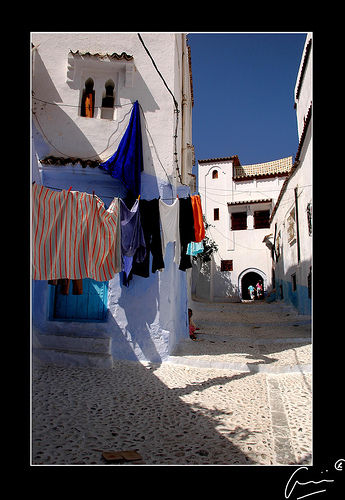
left=191, top=194, right=205, bottom=242
left=32, top=184, right=121, bottom=281
left=159, top=198, right=181, bottom=265
left=131, top=198, right=165, bottom=277
left=99, top=100, right=143, bottom=199
left=48, top=278, right=83, bottom=295
left=186, top=241, right=204, bottom=257
left=119, top=198, right=146, bottom=285
left=179, top=196, right=196, bottom=271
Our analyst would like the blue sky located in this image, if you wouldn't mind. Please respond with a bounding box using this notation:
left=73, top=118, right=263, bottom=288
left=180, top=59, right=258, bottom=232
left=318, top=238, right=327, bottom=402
left=187, top=32, right=307, bottom=167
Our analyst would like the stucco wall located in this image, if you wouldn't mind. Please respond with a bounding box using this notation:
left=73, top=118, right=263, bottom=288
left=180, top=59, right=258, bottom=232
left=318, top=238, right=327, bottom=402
left=31, top=32, right=193, bottom=363
left=197, top=158, right=288, bottom=301
left=271, top=33, right=312, bottom=316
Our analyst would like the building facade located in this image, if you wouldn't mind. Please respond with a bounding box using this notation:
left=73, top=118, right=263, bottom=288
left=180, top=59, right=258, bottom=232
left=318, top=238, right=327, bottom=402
left=194, top=33, right=312, bottom=315
left=31, top=32, right=195, bottom=366
left=195, top=155, right=293, bottom=302
left=268, top=33, right=312, bottom=315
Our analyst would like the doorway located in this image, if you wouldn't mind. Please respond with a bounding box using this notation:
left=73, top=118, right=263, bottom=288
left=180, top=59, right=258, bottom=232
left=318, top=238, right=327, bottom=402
left=241, top=271, right=263, bottom=300
left=49, top=278, right=108, bottom=321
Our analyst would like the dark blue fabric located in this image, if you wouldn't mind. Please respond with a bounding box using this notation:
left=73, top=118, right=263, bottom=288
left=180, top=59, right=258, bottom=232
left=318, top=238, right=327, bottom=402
left=99, top=101, right=143, bottom=198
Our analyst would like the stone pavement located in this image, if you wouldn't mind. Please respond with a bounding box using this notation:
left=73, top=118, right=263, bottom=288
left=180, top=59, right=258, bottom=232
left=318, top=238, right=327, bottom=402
left=31, top=299, right=312, bottom=466
left=170, top=299, right=311, bottom=374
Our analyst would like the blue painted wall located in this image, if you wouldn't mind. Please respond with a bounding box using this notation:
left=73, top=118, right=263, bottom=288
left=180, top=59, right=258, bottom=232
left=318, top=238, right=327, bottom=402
left=32, top=166, right=191, bottom=363
left=275, top=278, right=311, bottom=315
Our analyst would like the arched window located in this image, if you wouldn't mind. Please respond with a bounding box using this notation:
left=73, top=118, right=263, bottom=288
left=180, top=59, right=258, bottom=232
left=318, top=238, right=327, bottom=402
left=81, top=78, right=95, bottom=118
left=102, top=80, right=115, bottom=108
left=101, top=80, right=115, bottom=119
left=212, top=170, right=218, bottom=179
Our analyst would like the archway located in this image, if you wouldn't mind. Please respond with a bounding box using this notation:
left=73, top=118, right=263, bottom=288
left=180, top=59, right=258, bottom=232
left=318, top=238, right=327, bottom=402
left=238, top=268, right=267, bottom=300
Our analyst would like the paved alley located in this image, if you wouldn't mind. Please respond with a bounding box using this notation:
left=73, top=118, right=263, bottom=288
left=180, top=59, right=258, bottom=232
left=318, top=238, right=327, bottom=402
left=31, top=299, right=312, bottom=466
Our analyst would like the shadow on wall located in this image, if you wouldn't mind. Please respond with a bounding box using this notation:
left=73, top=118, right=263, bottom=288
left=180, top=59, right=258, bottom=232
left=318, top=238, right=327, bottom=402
left=32, top=103, right=101, bottom=163
left=213, top=260, right=240, bottom=300
left=109, top=243, right=189, bottom=363
left=274, top=258, right=312, bottom=315
left=192, top=257, right=240, bottom=302
left=34, top=275, right=165, bottom=363
left=110, top=271, right=164, bottom=363
left=32, top=50, right=97, bottom=160
left=33, top=244, right=189, bottom=364
left=33, top=49, right=173, bottom=201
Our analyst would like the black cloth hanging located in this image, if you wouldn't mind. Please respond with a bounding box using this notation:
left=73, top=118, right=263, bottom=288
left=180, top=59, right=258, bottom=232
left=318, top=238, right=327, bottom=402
left=178, top=197, right=196, bottom=271
left=131, top=198, right=165, bottom=278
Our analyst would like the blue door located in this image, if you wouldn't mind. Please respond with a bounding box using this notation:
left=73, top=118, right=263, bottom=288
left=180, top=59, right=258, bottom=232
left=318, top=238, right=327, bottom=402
left=50, top=278, right=108, bottom=322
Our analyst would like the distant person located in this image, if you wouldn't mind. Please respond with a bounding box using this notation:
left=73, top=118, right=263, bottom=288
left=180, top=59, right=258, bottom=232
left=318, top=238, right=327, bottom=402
left=248, top=284, right=256, bottom=300
left=188, top=308, right=199, bottom=341
left=256, top=281, right=263, bottom=299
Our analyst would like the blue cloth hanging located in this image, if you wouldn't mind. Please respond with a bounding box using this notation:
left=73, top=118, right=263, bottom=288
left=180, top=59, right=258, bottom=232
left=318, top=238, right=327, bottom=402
left=186, top=241, right=204, bottom=256
left=99, top=100, right=143, bottom=198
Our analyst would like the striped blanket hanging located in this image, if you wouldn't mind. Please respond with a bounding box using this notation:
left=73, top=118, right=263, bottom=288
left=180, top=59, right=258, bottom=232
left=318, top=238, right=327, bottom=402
left=32, top=184, right=121, bottom=281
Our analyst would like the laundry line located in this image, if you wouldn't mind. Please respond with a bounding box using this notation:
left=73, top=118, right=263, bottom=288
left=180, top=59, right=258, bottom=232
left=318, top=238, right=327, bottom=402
left=32, top=183, right=206, bottom=284
left=40, top=184, right=197, bottom=202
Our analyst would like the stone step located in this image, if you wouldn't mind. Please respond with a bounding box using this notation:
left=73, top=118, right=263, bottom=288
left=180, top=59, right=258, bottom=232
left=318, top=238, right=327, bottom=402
left=33, top=347, right=113, bottom=369
left=33, top=334, right=113, bottom=369
left=34, top=334, right=111, bottom=354
left=166, top=355, right=311, bottom=374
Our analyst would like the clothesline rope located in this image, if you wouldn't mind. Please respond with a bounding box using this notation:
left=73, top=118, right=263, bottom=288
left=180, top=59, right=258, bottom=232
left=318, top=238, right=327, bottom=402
left=32, top=183, right=205, bottom=283
left=38, top=184, right=197, bottom=202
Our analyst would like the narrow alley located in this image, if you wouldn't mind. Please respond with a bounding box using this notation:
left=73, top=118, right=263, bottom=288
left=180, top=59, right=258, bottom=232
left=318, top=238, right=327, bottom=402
left=32, top=299, right=312, bottom=466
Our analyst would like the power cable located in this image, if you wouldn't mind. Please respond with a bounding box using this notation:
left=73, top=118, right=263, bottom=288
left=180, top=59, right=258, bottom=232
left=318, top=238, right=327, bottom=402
left=137, top=33, right=186, bottom=187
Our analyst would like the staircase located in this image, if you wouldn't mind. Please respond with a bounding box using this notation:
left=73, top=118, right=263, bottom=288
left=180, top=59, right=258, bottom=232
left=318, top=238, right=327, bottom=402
left=33, top=333, right=113, bottom=369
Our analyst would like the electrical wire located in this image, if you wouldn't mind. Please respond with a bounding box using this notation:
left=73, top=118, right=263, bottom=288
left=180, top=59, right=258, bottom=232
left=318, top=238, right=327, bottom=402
left=33, top=34, right=190, bottom=188
left=32, top=103, right=134, bottom=160
left=137, top=102, right=173, bottom=194
left=199, top=184, right=312, bottom=195
left=32, top=101, right=174, bottom=193
left=137, top=33, right=187, bottom=187
left=32, top=95, right=134, bottom=110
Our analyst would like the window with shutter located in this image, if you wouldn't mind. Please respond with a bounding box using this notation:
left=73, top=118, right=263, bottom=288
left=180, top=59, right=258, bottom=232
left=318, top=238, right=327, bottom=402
left=231, top=212, right=247, bottom=230
left=221, top=260, right=233, bottom=271
left=254, top=210, right=270, bottom=229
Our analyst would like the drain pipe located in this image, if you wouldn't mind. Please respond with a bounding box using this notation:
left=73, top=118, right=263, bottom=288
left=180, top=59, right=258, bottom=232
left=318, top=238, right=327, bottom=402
left=294, top=187, right=301, bottom=263
left=210, top=257, right=215, bottom=302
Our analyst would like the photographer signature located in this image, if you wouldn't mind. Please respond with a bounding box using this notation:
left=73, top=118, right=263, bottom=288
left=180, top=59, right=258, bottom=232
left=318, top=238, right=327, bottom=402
left=285, top=459, right=344, bottom=499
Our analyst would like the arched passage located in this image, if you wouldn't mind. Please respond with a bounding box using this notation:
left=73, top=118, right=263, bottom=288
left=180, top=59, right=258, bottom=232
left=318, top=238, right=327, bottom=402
left=238, top=268, right=267, bottom=300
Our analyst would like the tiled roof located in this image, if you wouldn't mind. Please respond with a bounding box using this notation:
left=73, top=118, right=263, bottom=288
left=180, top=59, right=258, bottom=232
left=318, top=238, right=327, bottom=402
left=198, top=155, right=241, bottom=166
left=40, top=156, right=100, bottom=168
left=69, top=50, right=133, bottom=61
left=233, top=156, right=293, bottom=180
left=227, top=199, right=272, bottom=206
left=295, top=38, right=312, bottom=104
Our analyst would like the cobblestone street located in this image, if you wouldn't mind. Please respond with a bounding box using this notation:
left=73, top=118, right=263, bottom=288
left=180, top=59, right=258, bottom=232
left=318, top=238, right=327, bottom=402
left=32, top=299, right=312, bottom=466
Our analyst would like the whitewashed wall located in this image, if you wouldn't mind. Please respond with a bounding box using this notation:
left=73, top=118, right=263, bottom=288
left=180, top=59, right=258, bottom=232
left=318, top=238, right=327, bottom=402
left=31, top=32, right=194, bottom=364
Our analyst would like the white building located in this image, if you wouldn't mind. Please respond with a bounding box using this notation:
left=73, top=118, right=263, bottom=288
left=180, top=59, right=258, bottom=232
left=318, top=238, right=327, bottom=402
left=268, top=33, right=312, bottom=315
left=194, top=32, right=312, bottom=315
left=31, top=32, right=195, bottom=366
left=195, top=155, right=293, bottom=302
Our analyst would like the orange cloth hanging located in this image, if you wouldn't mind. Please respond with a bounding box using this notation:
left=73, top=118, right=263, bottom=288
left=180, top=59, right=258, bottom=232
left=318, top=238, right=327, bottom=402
left=191, top=195, right=205, bottom=242
left=85, top=93, right=93, bottom=117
